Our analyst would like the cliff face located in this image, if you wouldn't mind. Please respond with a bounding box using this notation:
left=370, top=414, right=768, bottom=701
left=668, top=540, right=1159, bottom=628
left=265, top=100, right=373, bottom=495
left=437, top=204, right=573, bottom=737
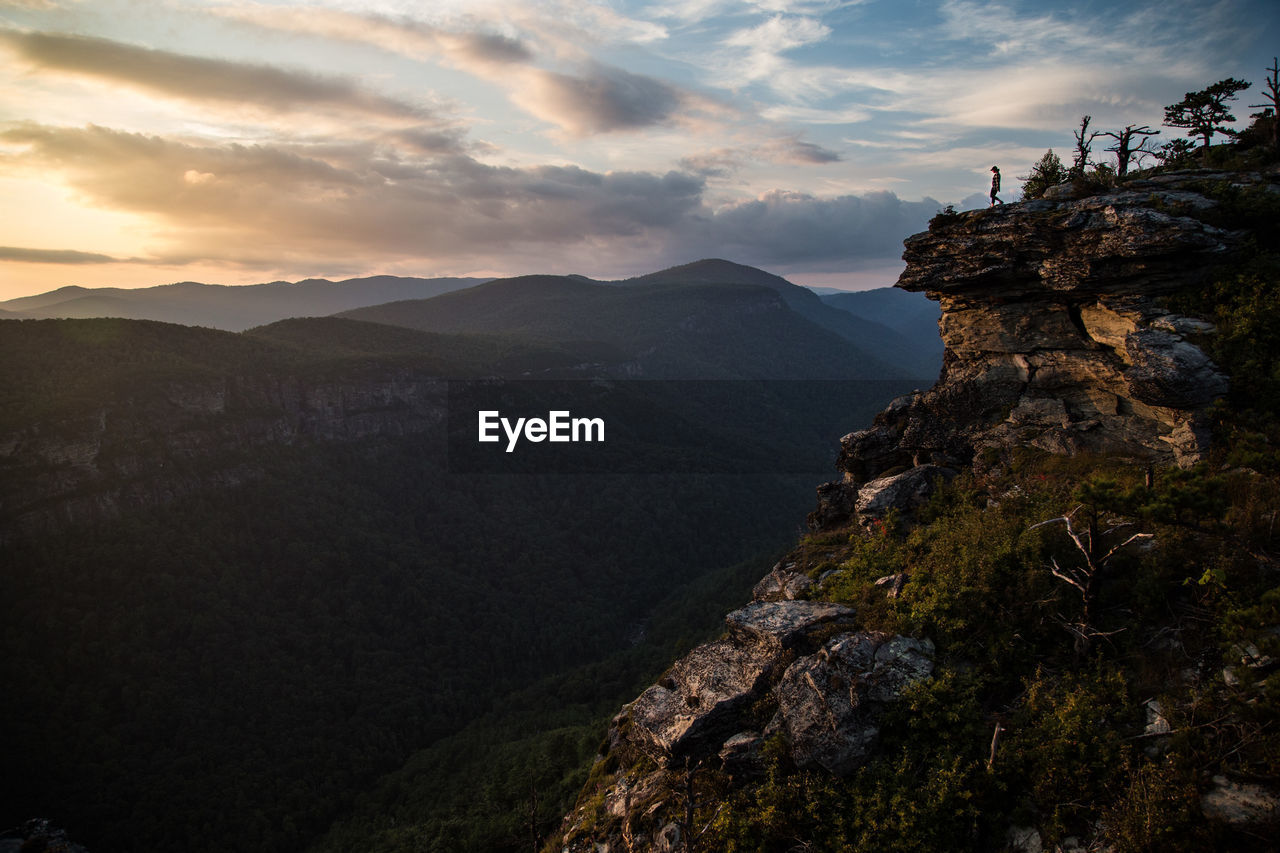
left=554, top=169, right=1273, bottom=851
left=811, top=170, right=1259, bottom=530
left=0, top=369, right=447, bottom=535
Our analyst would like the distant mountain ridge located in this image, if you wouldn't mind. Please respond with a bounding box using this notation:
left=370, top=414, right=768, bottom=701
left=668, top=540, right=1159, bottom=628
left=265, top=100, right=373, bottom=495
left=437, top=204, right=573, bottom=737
left=626, top=260, right=941, bottom=378
left=819, top=286, right=943, bottom=368
left=4, top=259, right=943, bottom=378
left=0, top=275, right=489, bottom=331
left=338, top=271, right=919, bottom=380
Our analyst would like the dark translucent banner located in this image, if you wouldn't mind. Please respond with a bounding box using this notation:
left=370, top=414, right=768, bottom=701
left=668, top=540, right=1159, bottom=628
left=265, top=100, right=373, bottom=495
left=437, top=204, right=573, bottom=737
left=446, top=379, right=919, bottom=474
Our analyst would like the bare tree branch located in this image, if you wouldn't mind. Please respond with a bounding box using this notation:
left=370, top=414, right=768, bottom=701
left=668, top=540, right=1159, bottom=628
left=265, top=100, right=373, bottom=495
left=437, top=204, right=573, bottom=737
left=1071, top=115, right=1101, bottom=176
left=1099, top=125, right=1160, bottom=177
left=1248, top=57, right=1280, bottom=150
left=1032, top=503, right=1154, bottom=654
left=1101, top=532, right=1155, bottom=565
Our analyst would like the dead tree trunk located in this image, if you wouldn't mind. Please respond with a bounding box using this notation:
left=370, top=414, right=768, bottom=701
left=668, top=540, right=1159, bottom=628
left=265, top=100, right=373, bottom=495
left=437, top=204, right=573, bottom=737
left=1030, top=506, right=1153, bottom=655
left=1101, top=125, right=1160, bottom=177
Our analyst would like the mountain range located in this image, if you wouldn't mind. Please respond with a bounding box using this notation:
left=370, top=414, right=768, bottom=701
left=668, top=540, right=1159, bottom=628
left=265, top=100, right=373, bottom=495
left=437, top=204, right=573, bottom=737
left=337, top=260, right=940, bottom=379
left=0, top=275, right=487, bottom=332
left=2, top=259, right=943, bottom=380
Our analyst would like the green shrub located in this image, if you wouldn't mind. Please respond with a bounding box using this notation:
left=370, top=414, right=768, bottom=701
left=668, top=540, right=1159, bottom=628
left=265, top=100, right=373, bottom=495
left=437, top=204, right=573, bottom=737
left=1021, top=150, right=1069, bottom=199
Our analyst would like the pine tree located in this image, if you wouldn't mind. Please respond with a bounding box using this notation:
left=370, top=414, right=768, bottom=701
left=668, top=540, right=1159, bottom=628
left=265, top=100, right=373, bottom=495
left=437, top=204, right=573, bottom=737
left=1164, top=77, right=1251, bottom=149
left=1020, top=149, right=1068, bottom=199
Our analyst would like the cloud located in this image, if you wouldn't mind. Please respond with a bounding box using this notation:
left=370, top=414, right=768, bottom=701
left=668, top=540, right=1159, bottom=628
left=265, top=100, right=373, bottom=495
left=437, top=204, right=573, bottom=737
left=669, top=188, right=937, bottom=271
left=657, top=0, right=1256, bottom=147
left=0, top=28, right=437, bottom=122
left=390, top=126, right=477, bottom=156
left=876, top=0, right=1254, bottom=131
left=212, top=4, right=707, bottom=138
left=937, top=0, right=1181, bottom=66
left=721, top=14, right=833, bottom=85
left=761, top=104, right=872, bottom=124
left=678, top=147, right=743, bottom=176
left=0, top=245, right=121, bottom=264
left=0, top=121, right=924, bottom=277
left=762, top=136, right=842, bottom=164
left=210, top=3, right=717, bottom=140
left=514, top=62, right=687, bottom=135
left=725, top=14, right=832, bottom=54
left=557, top=3, right=668, bottom=45
left=678, top=134, right=840, bottom=176
left=650, top=0, right=850, bottom=26
left=0, top=122, right=706, bottom=266
left=212, top=3, right=534, bottom=67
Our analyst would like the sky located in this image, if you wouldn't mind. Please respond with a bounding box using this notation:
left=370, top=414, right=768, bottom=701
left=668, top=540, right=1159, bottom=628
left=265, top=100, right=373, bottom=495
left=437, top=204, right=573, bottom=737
left=0, top=0, right=1276, bottom=298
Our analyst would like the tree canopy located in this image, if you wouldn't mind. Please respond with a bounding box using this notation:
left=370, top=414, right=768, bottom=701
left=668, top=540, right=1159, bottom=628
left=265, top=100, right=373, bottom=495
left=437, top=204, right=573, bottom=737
left=1164, top=77, right=1251, bottom=148
left=1019, top=149, right=1068, bottom=200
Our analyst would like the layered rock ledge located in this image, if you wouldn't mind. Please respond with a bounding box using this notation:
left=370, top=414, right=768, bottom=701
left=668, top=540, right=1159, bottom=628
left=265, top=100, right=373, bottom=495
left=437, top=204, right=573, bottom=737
left=812, top=169, right=1273, bottom=529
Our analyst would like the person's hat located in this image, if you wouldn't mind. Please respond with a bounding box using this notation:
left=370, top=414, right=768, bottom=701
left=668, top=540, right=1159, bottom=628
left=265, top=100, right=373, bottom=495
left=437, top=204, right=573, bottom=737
left=991, top=165, right=999, bottom=171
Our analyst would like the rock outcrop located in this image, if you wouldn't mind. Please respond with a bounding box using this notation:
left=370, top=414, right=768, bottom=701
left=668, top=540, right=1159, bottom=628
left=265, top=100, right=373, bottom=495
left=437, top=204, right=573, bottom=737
left=811, top=169, right=1266, bottom=530
left=624, top=600, right=857, bottom=765
left=556, top=168, right=1273, bottom=851
left=559, top=596, right=933, bottom=851
left=772, top=632, right=934, bottom=776
left=1200, top=775, right=1280, bottom=828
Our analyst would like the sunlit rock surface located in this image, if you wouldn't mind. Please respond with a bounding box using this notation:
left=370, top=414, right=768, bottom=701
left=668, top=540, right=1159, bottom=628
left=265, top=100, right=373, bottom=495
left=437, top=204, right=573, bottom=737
left=811, top=170, right=1270, bottom=530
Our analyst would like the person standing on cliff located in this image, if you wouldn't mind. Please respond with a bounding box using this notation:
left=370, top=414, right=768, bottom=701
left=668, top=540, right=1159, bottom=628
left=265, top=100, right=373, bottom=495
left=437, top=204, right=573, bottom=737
left=990, top=165, right=1003, bottom=206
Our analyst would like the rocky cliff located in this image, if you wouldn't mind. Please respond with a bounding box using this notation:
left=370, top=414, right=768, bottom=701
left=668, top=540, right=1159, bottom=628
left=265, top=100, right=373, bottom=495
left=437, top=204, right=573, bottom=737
left=811, top=169, right=1262, bottom=531
left=0, top=368, right=448, bottom=536
left=553, top=167, right=1279, bottom=852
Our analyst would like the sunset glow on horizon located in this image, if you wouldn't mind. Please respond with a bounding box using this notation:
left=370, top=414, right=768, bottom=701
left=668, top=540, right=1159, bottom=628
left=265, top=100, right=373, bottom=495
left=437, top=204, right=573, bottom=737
left=1, top=0, right=1276, bottom=300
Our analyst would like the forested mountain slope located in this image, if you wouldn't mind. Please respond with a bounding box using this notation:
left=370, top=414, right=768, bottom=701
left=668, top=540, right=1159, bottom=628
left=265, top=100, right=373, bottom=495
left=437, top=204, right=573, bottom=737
left=820, top=286, right=943, bottom=371
left=0, top=298, right=917, bottom=850
left=628, top=259, right=941, bottom=378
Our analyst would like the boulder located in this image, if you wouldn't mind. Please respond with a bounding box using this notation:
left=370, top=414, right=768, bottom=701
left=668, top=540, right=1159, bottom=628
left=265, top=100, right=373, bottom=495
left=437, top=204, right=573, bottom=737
left=628, top=639, right=774, bottom=761
left=808, top=479, right=859, bottom=530
left=625, top=602, right=856, bottom=763
left=773, top=632, right=935, bottom=775
left=821, top=170, right=1255, bottom=489
left=1008, top=396, right=1070, bottom=428
left=873, top=572, right=908, bottom=598
left=855, top=464, right=955, bottom=523
left=1201, top=775, right=1280, bottom=827
left=1006, top=825, right=1044, bottom=853
left=718, top=731, right=765, bottom=779
left=752, top=562, right=814, bottom=602
left=725, top=600, right=857, bottom=653
left=654, top=822, right=682, bottom=853
left=1124, top=329, right=1228, bottom=408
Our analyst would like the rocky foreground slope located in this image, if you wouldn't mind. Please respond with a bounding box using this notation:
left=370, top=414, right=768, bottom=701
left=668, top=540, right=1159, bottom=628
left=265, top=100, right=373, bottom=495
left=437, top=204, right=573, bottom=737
left=553, top=168, right=1280, bottom=851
